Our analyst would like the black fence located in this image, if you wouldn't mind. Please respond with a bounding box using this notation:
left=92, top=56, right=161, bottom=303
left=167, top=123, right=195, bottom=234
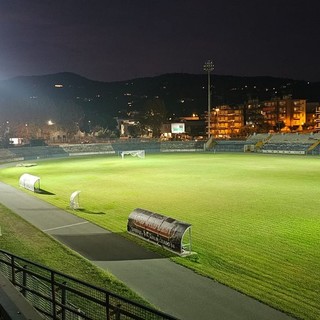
left=0, top=250, right=178, bottom=320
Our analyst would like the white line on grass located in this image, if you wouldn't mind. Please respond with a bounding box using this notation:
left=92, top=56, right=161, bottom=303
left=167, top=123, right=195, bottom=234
left=43, top=221, right=89, bottom=232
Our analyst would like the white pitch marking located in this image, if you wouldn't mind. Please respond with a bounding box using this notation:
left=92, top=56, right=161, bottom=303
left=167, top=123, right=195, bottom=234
left=43, top=221, right=89, bottom=232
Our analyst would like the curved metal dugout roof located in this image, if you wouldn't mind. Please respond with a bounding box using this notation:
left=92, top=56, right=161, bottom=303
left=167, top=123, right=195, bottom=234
left=128, top=208, right=192, bottom=254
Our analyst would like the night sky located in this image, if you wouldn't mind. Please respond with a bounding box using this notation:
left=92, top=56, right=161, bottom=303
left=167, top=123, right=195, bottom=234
left=0, top=0, right=319, bottom=82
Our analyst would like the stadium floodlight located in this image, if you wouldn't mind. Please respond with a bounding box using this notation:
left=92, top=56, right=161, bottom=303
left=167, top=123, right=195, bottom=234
left=203, top=60, right=214, bottom=138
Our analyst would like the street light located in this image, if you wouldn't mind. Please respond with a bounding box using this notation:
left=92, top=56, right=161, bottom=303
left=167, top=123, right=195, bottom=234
left=203, top=60, right=214, bottom=138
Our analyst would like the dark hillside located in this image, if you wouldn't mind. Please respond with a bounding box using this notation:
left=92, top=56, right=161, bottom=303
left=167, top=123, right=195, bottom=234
left=0, top=72, right=319, bottom=126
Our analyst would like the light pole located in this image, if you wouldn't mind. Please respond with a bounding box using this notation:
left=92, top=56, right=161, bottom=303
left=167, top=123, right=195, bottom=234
left=203, top=60, right=214, bottom=138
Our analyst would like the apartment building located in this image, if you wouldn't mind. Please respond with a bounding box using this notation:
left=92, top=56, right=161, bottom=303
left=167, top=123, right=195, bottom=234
left=208, top=98, right=308, bottom=139
left=261, top=98, right=306, bottom=131
left=208, top=105, right=243, bottom=138
left=315, top=106, right=320, bottom=132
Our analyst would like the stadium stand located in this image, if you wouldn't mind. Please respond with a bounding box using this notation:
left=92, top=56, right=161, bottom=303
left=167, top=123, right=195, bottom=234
left=3, top=146, right=68, bottom=161
left=204, top=133, right=320, bottom=154
left=160, top=140, right=204, bottom=152
left=0, top=149, right=21, bottom=163
left=246, top=133, right=271, bottom=144
left=111, top=140, right=161, bottom=154
left=1, top=134, right=320, bottom=163
left=61, top=143, right=115, bottom=156
left=208, top=140, right=247, bottom=152
left=260, top=133, right=320, bottom=155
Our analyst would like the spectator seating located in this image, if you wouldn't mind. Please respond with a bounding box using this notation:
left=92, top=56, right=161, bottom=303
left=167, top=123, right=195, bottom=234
left=4, top=146, right=68, bottom=161
left=61, top=143, right=115, bottom=156
left=211, top=140, right=246, bottom=152
left=0, top=149, right=19, bottom=162
left=246, top=133, right=271, bottom=144
left=259, top=133, right=320, bottom=154
left=160, top=141, right=204, bottom=152
left=111, top=140, right=161, bottom=154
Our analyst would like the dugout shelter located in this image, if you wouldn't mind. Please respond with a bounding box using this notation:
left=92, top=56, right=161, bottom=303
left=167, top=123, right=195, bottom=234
left=19, top=173, right=40, bottom=192
left=127, top=208, right=192, bottom=255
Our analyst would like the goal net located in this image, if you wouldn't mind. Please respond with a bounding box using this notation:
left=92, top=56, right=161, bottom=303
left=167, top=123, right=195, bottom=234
left=120, top=150, right=145, bottom=159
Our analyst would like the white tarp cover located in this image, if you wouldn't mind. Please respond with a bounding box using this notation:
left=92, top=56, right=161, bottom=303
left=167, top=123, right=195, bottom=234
left=19, top=173, right=40, bottom=192
left=70, top=190, right=81, bottom=209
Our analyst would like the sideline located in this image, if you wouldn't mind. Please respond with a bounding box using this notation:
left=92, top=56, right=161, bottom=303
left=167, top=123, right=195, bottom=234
left=42, top=221, right=89, bottom=232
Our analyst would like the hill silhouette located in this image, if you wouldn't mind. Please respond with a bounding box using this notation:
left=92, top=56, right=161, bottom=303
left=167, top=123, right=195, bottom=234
left=0, top=72, right=319, bottom=127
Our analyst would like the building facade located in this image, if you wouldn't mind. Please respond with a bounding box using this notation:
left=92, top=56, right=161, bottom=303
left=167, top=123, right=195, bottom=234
left=208, top=98, right=308, bottom=139
left=315, top=106, right=320, bottom=132
left=261, top=98, right=306, bottom=131
left=208, top=105, right=243, bottom=138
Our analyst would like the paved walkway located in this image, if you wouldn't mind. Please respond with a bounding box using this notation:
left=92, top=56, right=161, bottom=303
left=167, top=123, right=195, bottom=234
left=0, top=181, right=294, bottom=320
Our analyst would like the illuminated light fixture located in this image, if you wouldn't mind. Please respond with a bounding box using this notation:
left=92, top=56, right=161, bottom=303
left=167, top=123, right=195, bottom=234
left=54, top=84, right=63, bottom=88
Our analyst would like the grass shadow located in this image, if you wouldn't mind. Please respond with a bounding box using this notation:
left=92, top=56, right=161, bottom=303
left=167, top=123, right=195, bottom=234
left=53, top=231, right=165, bottom=261
left=120, top=231, right=178, bottom=259
left=36, top=189, right=55, bottom=195
left=76, top=208, right=106, bottom=215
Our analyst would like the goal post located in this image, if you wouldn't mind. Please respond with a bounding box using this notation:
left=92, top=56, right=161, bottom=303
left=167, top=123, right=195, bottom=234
left=120, top=150, right=145, bottom=159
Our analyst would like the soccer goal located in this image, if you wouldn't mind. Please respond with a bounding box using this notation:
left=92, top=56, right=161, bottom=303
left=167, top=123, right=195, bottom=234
left=120, top=150, right=145, bottom=159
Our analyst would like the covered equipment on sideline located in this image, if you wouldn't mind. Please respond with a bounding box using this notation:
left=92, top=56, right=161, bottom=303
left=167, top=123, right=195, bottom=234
left=70, top=190, right=81, bottom=210
left=19, top=173, right=40, bottom=192
left=127, top=208, right=192, bottom=255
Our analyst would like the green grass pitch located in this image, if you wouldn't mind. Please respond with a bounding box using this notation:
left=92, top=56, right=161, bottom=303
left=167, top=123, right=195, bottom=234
left=1, top=153, right=320, bottom=320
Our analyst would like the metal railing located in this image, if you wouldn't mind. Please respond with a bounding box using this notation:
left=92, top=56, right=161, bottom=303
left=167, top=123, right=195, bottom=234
left=0, top=250, right=178, bottom=320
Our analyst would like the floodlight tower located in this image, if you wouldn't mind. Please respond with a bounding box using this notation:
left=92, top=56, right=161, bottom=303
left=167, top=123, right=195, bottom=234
left=203, top=60, right=214, bottom=138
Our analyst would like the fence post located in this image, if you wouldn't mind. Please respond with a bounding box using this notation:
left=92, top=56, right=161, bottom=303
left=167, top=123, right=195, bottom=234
left=51, top=271, right=57, bottom=319
left=61, top=281, right=67, bottom=320
left=11, top=256, right=16, bottom=285
left=21, top=265, right=28, bottom=297
left=106, top=294, right=110, bottom=320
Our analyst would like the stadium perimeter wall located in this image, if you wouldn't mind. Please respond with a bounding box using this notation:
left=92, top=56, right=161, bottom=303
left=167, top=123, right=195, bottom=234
left=0, top=140, right=206, bottom=163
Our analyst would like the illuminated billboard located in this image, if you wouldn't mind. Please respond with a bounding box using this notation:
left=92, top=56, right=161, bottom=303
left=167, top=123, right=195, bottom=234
left=171, top=123, right=185, bottom=133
